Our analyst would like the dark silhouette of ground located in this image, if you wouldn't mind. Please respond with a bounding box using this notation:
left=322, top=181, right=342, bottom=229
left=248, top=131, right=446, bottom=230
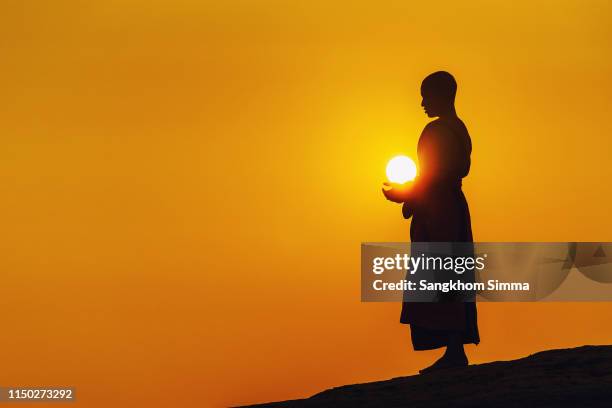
left=242, top=345, right=612, bottom=407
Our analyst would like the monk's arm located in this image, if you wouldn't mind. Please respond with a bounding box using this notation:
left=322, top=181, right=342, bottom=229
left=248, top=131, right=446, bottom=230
left=401, top=123, right=453, bottom=219
left=417, top=122, right=455, bottom=183
left=402, top=201, right=413, bottom=219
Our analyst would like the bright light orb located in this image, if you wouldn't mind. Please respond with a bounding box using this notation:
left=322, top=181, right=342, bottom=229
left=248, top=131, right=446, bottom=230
left=386, top=155, right=417, bottom=184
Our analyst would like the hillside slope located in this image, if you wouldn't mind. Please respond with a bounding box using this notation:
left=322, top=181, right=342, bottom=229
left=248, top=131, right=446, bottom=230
left=243, top=345, right=612, bottom=407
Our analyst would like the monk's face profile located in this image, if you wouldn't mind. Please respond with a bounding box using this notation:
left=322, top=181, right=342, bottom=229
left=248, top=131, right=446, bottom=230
left=421, top=89, right=446, bottom=118
left=420, top=71, right=457, bottom=118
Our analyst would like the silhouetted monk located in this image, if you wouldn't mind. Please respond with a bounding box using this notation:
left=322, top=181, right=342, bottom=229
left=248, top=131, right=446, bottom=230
left=383, top=71, right=479, bottom=373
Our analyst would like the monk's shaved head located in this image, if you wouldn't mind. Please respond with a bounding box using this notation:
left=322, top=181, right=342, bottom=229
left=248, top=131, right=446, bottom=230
left=421, top=71, right=457, bottom=102
left=420, top=71, right=457, bottom=117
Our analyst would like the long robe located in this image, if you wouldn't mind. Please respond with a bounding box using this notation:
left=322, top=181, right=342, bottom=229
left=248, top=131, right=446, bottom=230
left=400, top=116, right=480, bottom=350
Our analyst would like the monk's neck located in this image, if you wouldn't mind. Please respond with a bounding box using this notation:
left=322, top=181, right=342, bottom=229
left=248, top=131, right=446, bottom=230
left=437, top=106, right=457, bottom=119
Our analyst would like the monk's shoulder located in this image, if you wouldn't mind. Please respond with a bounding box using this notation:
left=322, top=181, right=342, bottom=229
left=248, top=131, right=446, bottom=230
left=421, top=119, right=453, bottom=139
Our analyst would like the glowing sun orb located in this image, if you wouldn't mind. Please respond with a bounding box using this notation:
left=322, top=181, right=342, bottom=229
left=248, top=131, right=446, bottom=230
left=386, top=155, right=417, bottom=184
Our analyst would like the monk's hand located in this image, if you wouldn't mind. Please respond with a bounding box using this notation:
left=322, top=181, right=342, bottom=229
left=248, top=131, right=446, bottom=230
left=382, top=182, right=412, bottom=203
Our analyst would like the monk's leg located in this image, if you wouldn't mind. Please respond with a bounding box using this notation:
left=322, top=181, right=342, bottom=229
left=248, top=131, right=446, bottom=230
left=419, top=331, right=468, bottom=374
left=443, top=331, right=468, bottom=363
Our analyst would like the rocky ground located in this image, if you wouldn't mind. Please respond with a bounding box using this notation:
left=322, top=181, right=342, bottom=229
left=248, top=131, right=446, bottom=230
left=242, top=345, right=612, bottom=407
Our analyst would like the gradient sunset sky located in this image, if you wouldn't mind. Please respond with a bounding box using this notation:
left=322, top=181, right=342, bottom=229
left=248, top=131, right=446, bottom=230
left=1, top=1, right=612, bottom=407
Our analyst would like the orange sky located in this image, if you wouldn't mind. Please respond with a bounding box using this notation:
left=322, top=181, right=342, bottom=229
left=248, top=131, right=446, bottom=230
left=1, top=1, right=612, bottom=407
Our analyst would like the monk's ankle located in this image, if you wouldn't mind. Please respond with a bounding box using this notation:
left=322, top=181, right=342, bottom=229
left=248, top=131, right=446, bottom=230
left=444, top=347, right=467, bottom=362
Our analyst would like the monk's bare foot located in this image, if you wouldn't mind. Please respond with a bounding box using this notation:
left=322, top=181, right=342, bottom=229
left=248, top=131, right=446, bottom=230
left=419, top=353, right=468, bottom=374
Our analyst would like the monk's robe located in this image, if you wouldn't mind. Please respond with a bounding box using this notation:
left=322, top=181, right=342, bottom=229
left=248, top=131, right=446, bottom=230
left=400, top=116, right=480, bottom=350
